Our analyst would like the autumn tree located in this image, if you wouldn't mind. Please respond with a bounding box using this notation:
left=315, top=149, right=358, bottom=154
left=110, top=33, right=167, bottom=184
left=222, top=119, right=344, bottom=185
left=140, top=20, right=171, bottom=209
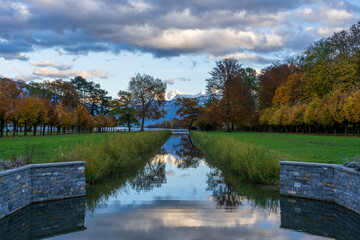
left=258, top=63, right=295, bottom=109
left=175, top=97, right=203, bottom=130
left=47, top=79, right=80, bottom=108
left=1, top=78, right=24, bottom=137
left=128, top=73, right=166, bottom=131
left=75, top=105, right=90, bottom=132
left=206, top=58, right=256, bottom=131
left=56, top=103, right=75, bottom=134
left=109, top=90, right=138, bottom=132
left=43, top=99, right=58, bottom=135
left=344, top=89, right=360, bottom=135
left=17, top=96, right=47, bottom=136
left=196, top=99, right=223, bottom=131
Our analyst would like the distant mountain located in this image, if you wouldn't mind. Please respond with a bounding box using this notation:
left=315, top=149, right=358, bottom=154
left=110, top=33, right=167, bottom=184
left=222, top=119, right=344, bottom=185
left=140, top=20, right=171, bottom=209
left=145, top=90, right=209, bottom=126
left=166, top=89, right=184, bottom=101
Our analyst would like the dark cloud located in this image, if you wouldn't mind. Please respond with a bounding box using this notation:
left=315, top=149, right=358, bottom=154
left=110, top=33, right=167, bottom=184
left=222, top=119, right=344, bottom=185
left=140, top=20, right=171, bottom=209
left=0, top=0, right=358, bottom=62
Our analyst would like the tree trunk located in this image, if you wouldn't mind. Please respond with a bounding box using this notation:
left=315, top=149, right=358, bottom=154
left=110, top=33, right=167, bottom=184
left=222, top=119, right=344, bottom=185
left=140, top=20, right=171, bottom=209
left=24, top=123, right=27, bottom=136
left=0, top=119, right=4, bottom=138
left=357, top=123, right=360, bottom=137
left=33, top=125, right=37, bottom=136
left=141, top=116, right=145, bottom=131
left=13, top=122, right=17, bottom=138
left=128, top=122, right=131, bottom=132
left=345, top=122, right=348, bottom=136
left=226, top=122, right=231, bottom=132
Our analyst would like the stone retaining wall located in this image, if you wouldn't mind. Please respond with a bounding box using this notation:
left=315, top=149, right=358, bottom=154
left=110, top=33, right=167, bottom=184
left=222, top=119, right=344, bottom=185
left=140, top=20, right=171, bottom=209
left=280, top=161, right=360, bottom=214
left=0, top=162, right=86, bottom=219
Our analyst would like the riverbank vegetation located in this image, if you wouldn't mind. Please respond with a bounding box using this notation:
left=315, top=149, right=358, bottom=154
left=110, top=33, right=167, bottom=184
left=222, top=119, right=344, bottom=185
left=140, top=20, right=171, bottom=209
left=191, top=131, right=279, bottom=184
left=57, top=130, right=171, bottom=183
left=208, top=132, right=360, bottom=164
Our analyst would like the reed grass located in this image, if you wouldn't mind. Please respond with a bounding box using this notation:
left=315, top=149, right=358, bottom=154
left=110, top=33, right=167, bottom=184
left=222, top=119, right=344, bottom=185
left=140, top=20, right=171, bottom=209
left=191, top=131, right=279, bottom=184
left=57, top=130, right=171, bottom=183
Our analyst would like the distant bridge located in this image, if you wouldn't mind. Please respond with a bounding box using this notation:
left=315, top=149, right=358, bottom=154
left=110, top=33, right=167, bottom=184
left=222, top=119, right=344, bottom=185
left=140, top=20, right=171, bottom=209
left=170, top=129, right=190, bottom=134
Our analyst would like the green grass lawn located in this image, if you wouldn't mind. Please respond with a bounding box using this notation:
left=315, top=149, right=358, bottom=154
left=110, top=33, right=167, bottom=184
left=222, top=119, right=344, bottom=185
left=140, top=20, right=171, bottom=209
left=0, top=132, right=127, bottom=163
left=202, top=132, right=360, bottom=164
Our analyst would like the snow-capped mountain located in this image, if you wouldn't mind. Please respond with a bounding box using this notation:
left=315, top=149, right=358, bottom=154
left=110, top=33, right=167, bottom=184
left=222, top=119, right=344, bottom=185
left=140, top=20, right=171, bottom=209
left=145, top=90, right=209, bottom=126
left=166, top=89, right=184, bottom=101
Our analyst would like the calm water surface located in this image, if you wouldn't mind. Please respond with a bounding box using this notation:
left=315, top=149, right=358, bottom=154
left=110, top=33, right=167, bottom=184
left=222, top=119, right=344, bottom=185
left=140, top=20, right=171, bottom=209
left=2, top=134, right=359, bottom=240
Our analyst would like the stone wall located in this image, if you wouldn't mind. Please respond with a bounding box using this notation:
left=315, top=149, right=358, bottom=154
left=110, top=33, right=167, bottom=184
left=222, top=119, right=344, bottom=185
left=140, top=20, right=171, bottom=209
left=0, top=162, right=86, bottom=219
left=280, top=161, right=360, bottom=214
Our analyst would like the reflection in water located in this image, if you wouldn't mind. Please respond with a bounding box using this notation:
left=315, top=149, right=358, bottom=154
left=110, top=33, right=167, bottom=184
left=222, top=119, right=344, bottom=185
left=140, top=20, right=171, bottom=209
left=175, top=136, right=204, bottom=169
left=207, top=168, right=279, bottom=213
left=206, top=168, right=243, bottom=210
left=23, top=134, right=355, bottom=240
left=129, top=161, right=166, bottom=192
left=280, top=196, right=360, bottom=240
left=0, top=197, right=85, bottom=240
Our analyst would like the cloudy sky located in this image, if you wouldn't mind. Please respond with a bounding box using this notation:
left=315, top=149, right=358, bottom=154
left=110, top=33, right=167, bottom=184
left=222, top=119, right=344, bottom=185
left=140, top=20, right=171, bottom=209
left=0, top=0, right=359, bottom=97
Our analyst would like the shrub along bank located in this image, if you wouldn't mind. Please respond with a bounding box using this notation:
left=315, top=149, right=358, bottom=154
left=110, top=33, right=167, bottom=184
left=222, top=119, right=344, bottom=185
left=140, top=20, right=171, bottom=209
left=57, top=130, right=171, bottom=183
left=191, top=131, right=279, bottom=184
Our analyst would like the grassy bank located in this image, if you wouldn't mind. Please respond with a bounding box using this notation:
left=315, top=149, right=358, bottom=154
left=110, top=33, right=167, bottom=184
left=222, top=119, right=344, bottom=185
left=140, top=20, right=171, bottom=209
left=199, top=132, right=360, bottom=164
left=0, top=132, right=119, bottom=163
left=191, top=131, right=279, bottom=184
left=57, top=131, right=171, bottom=183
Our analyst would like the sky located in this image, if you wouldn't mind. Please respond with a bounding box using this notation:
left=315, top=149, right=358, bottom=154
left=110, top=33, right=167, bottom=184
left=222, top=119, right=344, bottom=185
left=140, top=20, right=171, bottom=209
left=0, top=0, right=359, bottom=98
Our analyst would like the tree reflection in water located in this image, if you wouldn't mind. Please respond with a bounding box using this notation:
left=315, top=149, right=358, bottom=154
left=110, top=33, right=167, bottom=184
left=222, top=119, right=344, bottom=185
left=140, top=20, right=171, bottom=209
left=207, top=168, right=243, bottom=211
left=130, top=160, right=166, bottom=192
left=206, top=168, right=279, bottom=213
left=175, top=136, right=204, bottom=169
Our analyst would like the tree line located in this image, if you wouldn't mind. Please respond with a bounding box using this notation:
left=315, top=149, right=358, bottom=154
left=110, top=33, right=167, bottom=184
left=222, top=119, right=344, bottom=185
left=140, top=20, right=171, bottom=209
left=0, top=73, right=168, bottom=137
left=176, top=21, right=360, bottom=135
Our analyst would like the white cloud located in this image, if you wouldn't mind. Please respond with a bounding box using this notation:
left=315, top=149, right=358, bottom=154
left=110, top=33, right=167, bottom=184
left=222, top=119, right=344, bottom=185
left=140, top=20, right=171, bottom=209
left=33, top=67, right=108, bottom=79
left=298, top=8, right=317, bottom=22
left=317, top=26, right=346, bottom=37
left=15, top=73, right=40, bottom=82
left=30, top=61, right=72, bottom=70
left=322, top=8, right=353, bottom=24
left=209, top=52, right=274, bottom=64
left=10, top=2, right=30, bottom=20
left=124, top=27, right=285, bottom=54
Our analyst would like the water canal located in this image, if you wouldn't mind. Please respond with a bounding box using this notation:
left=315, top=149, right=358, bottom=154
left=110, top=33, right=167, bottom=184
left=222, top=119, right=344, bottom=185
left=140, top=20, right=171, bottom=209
left=1, top=134, right=360, bottom=240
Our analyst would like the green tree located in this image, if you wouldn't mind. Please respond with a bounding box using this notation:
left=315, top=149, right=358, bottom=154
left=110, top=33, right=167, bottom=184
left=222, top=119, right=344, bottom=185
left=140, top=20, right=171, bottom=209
left=109, top=90, right=138, bottom=132
left=128, top=73, right=166, bottom=131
